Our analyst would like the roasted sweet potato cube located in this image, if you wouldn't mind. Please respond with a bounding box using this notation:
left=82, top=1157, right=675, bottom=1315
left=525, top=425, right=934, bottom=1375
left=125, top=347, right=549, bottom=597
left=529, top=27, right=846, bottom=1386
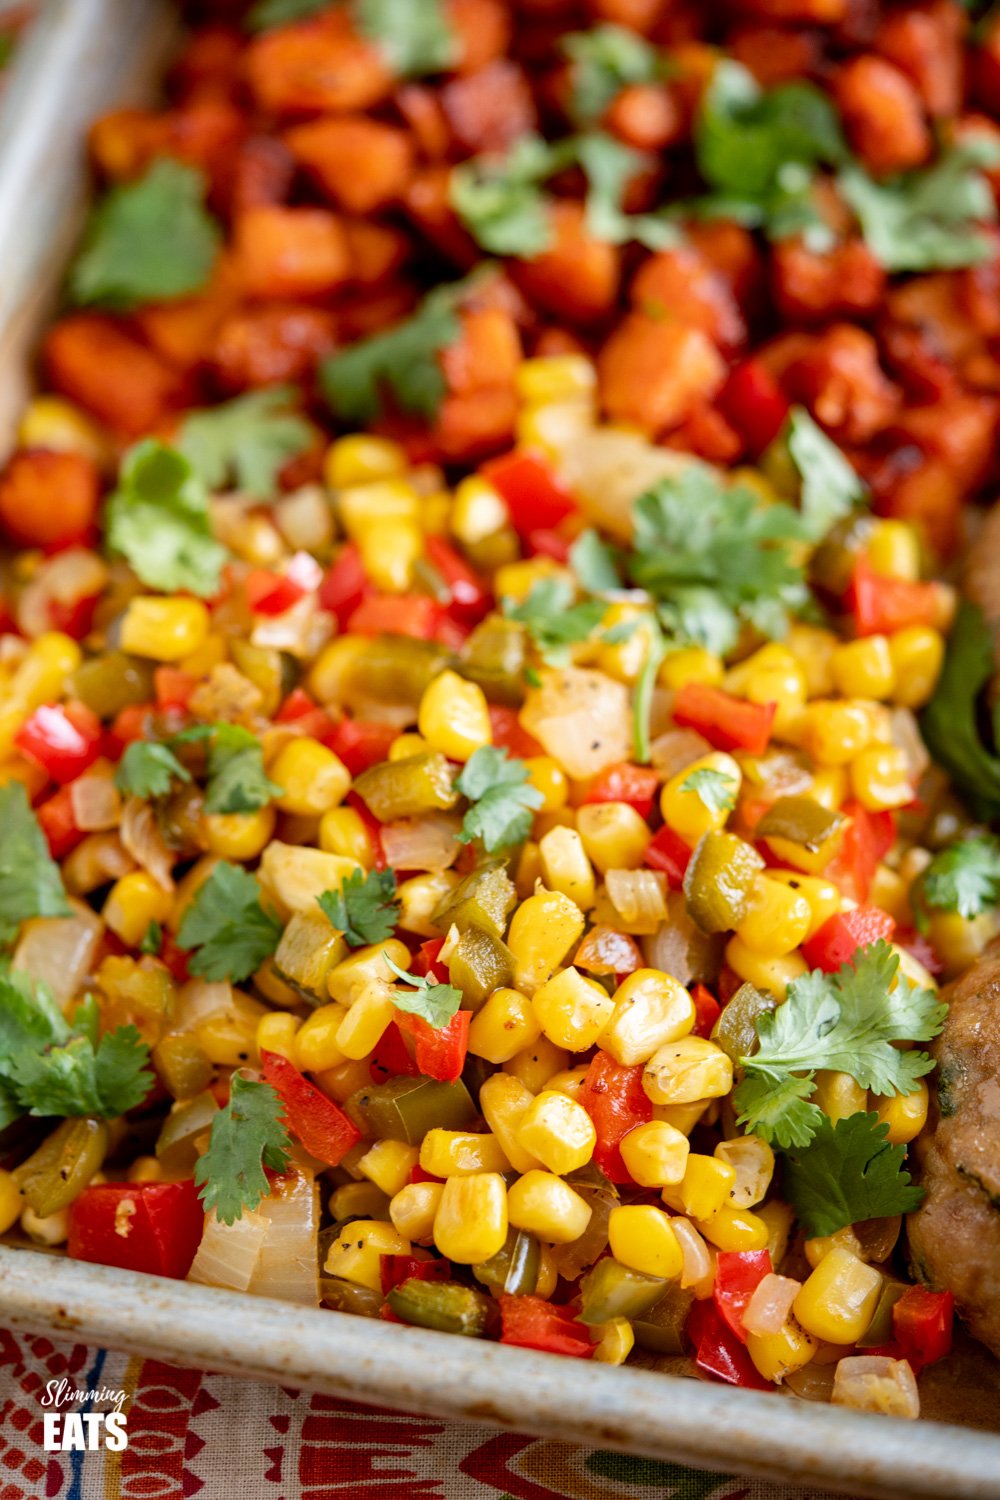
left=243, top=12, right=393, bottom=117
left=43, top=316, right=188, bottom=439
left=233, top=206, right=351, bottom=299
left=211, top=304, right=338, bottom=392
left=598, top=315, right=726, bottom=434
left=513, top=201, right=620, bottom=325
left=0, top=450, right=100, bottom=550
left=284, top=116, right=413, bottom=215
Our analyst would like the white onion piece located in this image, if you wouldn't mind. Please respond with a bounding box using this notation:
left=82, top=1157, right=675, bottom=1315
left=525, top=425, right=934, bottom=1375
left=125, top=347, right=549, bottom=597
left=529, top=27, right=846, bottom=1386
left=605, top=868, right=667, bottom=934
left=274, top=486, right=334, bottom=553
left=121, top=796, right=175, bottom=891
left=650, top=728, right=713, bottom=779
left=521, top=668, right=631, bottom=779
left=62, top=832, right=136, bottom=895
left=381, top=813, right=462, bottom=872
left=831, top=1356, right=920, bottom=1419
left=188, top=1209, right=266, bottom=1292
left=560, top=429, right=695, bottom=542
left=890, top=706, right=930, bottom=783
left=175, top=979, right=234, bottom=1029
left=714, top=1135, right=775, bottom=1209
left=13, top=902, right=103, bottom=1004
left=70, top=764, right=122, bottom=831
left=741, top=1274, right=802, bottom=1337
left=16, top=549, right=109, bottom=639
left=670, top=1216, right=713, bottom=1291
left=248, top=1170, right=320, bottom=1306
left=252, top=596, right=332, bottom=660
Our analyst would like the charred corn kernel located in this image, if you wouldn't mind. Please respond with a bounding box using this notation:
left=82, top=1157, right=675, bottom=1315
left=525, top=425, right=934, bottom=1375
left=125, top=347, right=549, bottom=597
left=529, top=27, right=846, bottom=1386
left=804, top=1226, right=864, bottom=1269
left=357, top=1140, right=420, bottom=1198
left=619, top=1120, right=689, bottom=1187
left=592, top=1317, right=633, bottom=1365
left=21, top=1205, right=68, bottom=1246
left=757, top=1200, right=795, bottom=1266
left=664, top=1154, right=736, bottom=1220
left=419, top=1129, right=510, bottom=1177
left=661, top=753, right=742, bottom=846
left=545, top=1065, right=590, bottom=1099
left=327, top=940, right=410, bottom=1006
left=596, top=604, right=657, bottom=684
left=794, top=1247, right=883, bottom=1345
left=256, top=1011, right=300, bottom=1062
left=307, top=636, right=369, bottom=705
left=479, top=1072, right=544, bottom=1174
left=502, top=1035, right=570, bottom=1094
left=508, top=888, right=585, bottom=995
left=293, top=1003, right=348, bottom=1073
left=697, top=1205, right=770, bottom=1252
left=601, top=969, right=695, bottom=1067
left=659, top=646, right=724, bottom=691
left=576, top=802, right=651, bottom=872
left=325, top=434, right=406, bottom=490
left=609, top=1204, right=683, bottom=1279
left=806, top=766, right=847, bottom=812
left=397, top=871, right=458, bottom=937
left=814, top=1069, right=868, bottom=1124
left=389, top=1181, right=443, bottom=1243
left=318, top=806, right=374, bottom=867
left=417, top=670, right=491, bottom=762
left=516, top=1091, right=596, bottom=1174
left=532, top=966, right=614, bottom=1051
left=18, top=395, right=108, bottom=462
left=517, top=353, right=596, bottom=405
left=643, top=1036, right=733, bottom=1106
left=259, top=843, right=360, bottom=918
left=508, top=1170, right=592, bottom=1243
left=202, top=805, right=276, bottom=861
left=786, top=624, right=837, bottom=698
left=872, top=1080, right=928, bottom=1144
left=358, top=517, right=423, bottom=592
left=271, top=738, right=351, bottom=816
left=714, top=1136, right=774, bottom=1209
left=468, top=987, right=541, bottom=1064
left=888, top=627, right=943, bottom=709
left=315, top=1057, right=372, bottom=1103
left=103, top=872, right=173, bottom=947
left=849, top=745, right=912, bottom=812
left=653, top=1101, right=710, bottom=1135
left=120, top=597, right=209, bottom=662
left=868, top=519, right=920, bottom=581
left=0, top=1171, right=24, bottom=1235
left=324, top=1219, right=410, bottom=1291
left=127, top=1156, right=162, bottom=1183
left=538, top=826, right=595, bottom=910
left=338, top=477, right=420, bottom=540
left=735, top=875, right=811, bottom=956
left=869, top=863, right=910, bottom=925
left=524, top=756, right=568, bottom=812
left=335, top=986, right=394, bottom=1059
left=433, top=1172, right=508, bottom=1263
left=747, top=1318, right=818, bottom=1383
left=831, top=636, right=895, bottom=701
left=798, top=701, right=872, bottom=766
left=768, top=871, right=840, bottom=938
left=725, top=939, right=807, bottom=1002
left=516, top=400, right=592, bottom=459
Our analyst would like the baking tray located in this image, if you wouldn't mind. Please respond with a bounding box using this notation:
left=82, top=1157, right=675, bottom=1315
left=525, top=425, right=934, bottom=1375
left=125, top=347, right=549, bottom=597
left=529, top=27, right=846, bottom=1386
left=0, top=6, right=999, bottom=1496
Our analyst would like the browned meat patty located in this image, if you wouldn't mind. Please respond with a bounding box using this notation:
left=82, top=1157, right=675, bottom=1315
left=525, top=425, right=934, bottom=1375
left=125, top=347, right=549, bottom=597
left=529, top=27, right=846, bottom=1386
left=909, top=944, right=1000, bottom=1358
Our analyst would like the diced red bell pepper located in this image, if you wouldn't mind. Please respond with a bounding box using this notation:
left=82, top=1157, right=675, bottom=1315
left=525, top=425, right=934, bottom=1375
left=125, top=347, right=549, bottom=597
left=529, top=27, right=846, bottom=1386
left=246, top=550, right=323, bottom=616
left=409, top=1164, right=445, bottom=1185
left=260, top=1050, right=361, bottom=1167
left=15, top=701, right=103, bottom=784
left=274, top=687, right=335, bottom=740
left=369, top=1019, right=420, bottom=1083
left=68, top=1180, right=204, bottom=1279
left=577, top=1050, right=652, bottom=1184
left=527, top=528, right=572, bottom=563
left=801, top=905, right=896, bottom=973
left=691, top=982, right=722, bottom=1039
left=498, top=1294, right=594, bottom=1358
left=36, top=784, right=84, bottom=859
left=344, top=789, right=387, bottom=870
left=892, top=1286, right=954, bottom=1370
left=644, top=823, right=693, bottom=888
left=487, top=704, right=543, bottom=759
left=410, top=936, right=449, bottom=983
left=325, top=717, right=397, bottom=776
left=848, top=557, right=943, bottom=637
left=395, top=1008, right=471, bottom=1083
left=686, top=1297, right=773, bottom=1390
left=481, top=450, right=577, bottom=535
left=673, top=683, right=776, bottom=755
left=582, top=762, right=660, bottom=820
left=154, top=666, right=197, bottom=710
left=380, top=1255, right=451, bottom=1294
left=825, top=801, right=896, bottom=905
left=48, top=592, right=99, bottom=641
left=347, top=593, right=447, bottom=640
left=320, top=541, right=371, bottom=628
left=158, top=928, right=191, bottom=983
left=109, top=703, right=155, bottom=750
left=718, top=358, right=791, bottom=455
left=424, top=536, right=491, bottom=624
left=713, top=1249, right=773, bottom=1345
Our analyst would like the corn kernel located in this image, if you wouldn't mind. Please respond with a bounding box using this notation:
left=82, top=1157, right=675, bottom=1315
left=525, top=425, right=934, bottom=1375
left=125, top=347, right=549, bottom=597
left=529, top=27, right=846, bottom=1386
left=103, top=872, right=173, bottom=948
left=194, top=990, right=267, bottom=1068
left=661, top=753, right=742, bottom=846
left=307, top=636, right=369, bottom=705
left=652, top=1100, right=709, bottom=1135
left=338, top=477, right=420, bottom=539
left=872, top=1079, right=928, bottom=1144
left=869, top=863, right=910, bottom=925
left=714, top=1135, right=774, bottom=1209
left=725, top=939, right=807, bottom=1001
left=794, top=1247, right=883, bottom=1345
left=451, top=475, right=508, bottom=545
left=17, top=395, right=108, bottom=463
left=419, top=1129, right=510, bottom=1177
left=601, top=969, right=695, bottom=1067
left=659, top=646, right=724, bottom=691
left=804, top=1225, right=864, bottom=1269
left=538, top=825, right=596, bottom=910
left=767, top=870, right=841, bottom=939
left=516, top=354, right=596, bottom=406
left=592, top=1317, right=633, bottom=1365
left=259, top=842, right=360, bottom=918
left=327, top=940, right=410, bottom=1006
left=619, top=1120, right=689, bottom=1187
left=417, top=670, right=491, bottom=762
left=849, top=745, right=912, bottom=812
left=746, top=1318, right=818, bottom=1384
left=21, top=1205, right=68, bottom=1246
left=608, top=1204, right=683, bottom=1279
left=508, top=888, right=585, bottom=994
left=926, top=907, right=1000, bottom=978
left=325, top=434, right=406, bottom=490
left=0, top=1170, right=24, bottom=1235
left=358, top=517, right=422, bottom=592
left=179, top=631, right=227, bottom=678
left=813, top=1069, right=868, bottom=1124
left=494, top=556, right=569, bottom=603
left=727, top=646, right=807, bottom=735
left=798, top=702, right=873, bottom=766
left=576, top=802, right=651, bottom=873
left=335, top=985, right=394, bottom=1059
left=202, top=805, right=276, bottom=861
left=533, top=967, right=614, bottom=1051
left=329, top=1181, right=389, bottom=1223
left=662, top=1154, right=736, bottom=1220
left=479, top=1072, right=544, bottom=1174
left=324, top=1219, right=410, bottom=1291
left=468, top=987, right=542, bottom=1064
left=356, top=1139, right=420, bottom=1198
left=271, top=737, right=351, bottom=816
left=523, top=756, right=568, bottom=812
left=786, top=624, right=837, bottom=699
left=508, top=1170, right=592, bottom=1243
left=314, top=1058, right=372, bottom=1103
left=595, top=604, right=657, bottom=685
left=758, top=1200, right=795, bottom=1266
left=397, top=871, right=458, bottom=937
left=867, top=519, right=920, bottom=581
left=121, top=597, right=209, bottom=662
left=831, top=636, right=895, bottom=701
left=516, top=1090, right=596, bottom=1174
left=256, top=1011, right=300, bottom=1063
left=734, top=875, right=812, bottom=956
left=318, top=806, right=374, bottom=868
left=888, top=627, right=943, bottom=709
left=697, top=1205, right=770, bottom=1252
left=434, top=1172, right=508, bottom=1263
left=545, top=1064, right=590, bottom=1099
left=293, top=1003, right=348, bottom=1073
left=389, top=1181, right=443, bottom=1243
left=515, top=400, right=592, bottom=460
left=502, top=1035, right=571, bottom=1094
left=643, top=1036, right=733, bottom=1106
left=127, top=1155, right=162, bottom=1183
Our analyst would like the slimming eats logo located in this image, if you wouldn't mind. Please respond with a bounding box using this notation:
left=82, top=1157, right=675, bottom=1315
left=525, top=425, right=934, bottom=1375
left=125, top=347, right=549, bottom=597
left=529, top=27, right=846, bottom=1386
left=40, top=1377, right=128, bottom=1451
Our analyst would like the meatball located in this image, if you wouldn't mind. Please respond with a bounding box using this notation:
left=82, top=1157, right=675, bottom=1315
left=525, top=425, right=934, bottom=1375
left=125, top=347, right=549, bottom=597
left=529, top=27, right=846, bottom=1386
left=909, top=944, right=1000, bottom=1357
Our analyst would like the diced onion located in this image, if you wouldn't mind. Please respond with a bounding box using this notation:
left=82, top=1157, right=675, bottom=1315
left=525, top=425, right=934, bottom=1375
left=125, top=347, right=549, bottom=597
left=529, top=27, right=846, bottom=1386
left=252, top=597, right=332, bottom=660
left=175, top=979, right=235, bottom=1029
left=831, top=1356, right=920, bottom=1419
left=16, top=549, right=109, bottom=639
left=714, top=1136, right=775, bottom=1209
left=741, top=1273, right=801, bottom=1337
left=560, top=429, right=694, bottom=542
left=670, top=1216, right=713, bottom=1291
left=62, top=832, right=136, bottom=895
left=121, top=796, right=175, bottom=891
left=70, top=764, right=122, bottom=831
left=573, top=924, right=643, bottom=976
left=650, top=729, right=713, bottom=779
left=247, top=1170, right=320, bottom=1306
left=521, top=668, right=632, bottom=779
left=13, top=902, right=103, bottom=1004
left=380, top=813, right=462, bottom=872
left=605, top=869, right=668, bottom=934
left=188, top=1209, right=268, bottom=1292
left=274, top=485, right=334, bottom=553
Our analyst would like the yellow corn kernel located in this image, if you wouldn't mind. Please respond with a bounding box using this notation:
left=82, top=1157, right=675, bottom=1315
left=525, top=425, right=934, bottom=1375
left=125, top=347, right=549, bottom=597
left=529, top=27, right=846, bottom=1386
left=357, top=517, right=422, bottom=593
left=813, top=1069, right=868, bottom=1124
left=867, top=519, right=920, bottom=581
left=659, top=646, right=724, bottom=691
left=120, top=597, right=210, bottom=662
left=451, top=475, right=509, bottom=545
left=327, top=939, right=410, bottom=1006
left=256, top=1011, right=300, bottom=1063
left=502, top=1035, right=570, bottom=1094
left=338, top=477, right=420, bottom=540
left=724, top=939, right=807, bottom=1002
left=849, top=745, right=912, bottom=812
left=797, top=701, right=873, bottom=766
left=601, top=969, right=695, bottom=1067
left=335, top=986, right=394, bottom=1059
left=532, top=967, right=614, bottom=1051
left=516, top=353, right=596, bottom=406
left=831, top=636, right=895, bottom=702
left=479, top=1072, right=544, bottom=1174
left=292, top=1003, right=348, bottom=1073
left=794, top=1247, right=883, bottom=1345
left=21, top=1205, right=69, bottom=1246
left=419, top=1129, right=510, bottom=1177
left=315, top=1057, right=372, bottom=1103
left=254, top=958, right=299, bottom=1007
left=325, top=433, right=406, bottom=490
left=127, top=1156, right=163, bottom=1183
left=872, top=1079, right=928, bottom=1144
left=417, top=670, right=491, bottom=762
left=179, top=630, right=227, bottom=679
left=734, top=875, right=812, bottom=956
left=697, top=1205, right=770, bottom=1252
left=433, top=1172, right=508, bottom=1263
left=767, top=870, right=840, bottom=939
left=888, top=627, right=944, bottom=709
left=507, top=1169, right=592, bottom=1243
left=652, top=1100, right=710, bottom=1135
left=389, top=1180, right=443, bottom=1244
left=271, top=738, right=350, bottom=817
left=523, top=756, right=568, bottom=813
left=307, top=636, right=369, bottom=706
left=508, top=887, right=585, bottom=995
left=660, top=753, right=742, bottom=846
left=805, top=766, right=848, bottom=813
left=643, top=1036, right=733, bottom=1106
left=714, top=1135, right=774, bottom=1209
left=727, top=646, right=807, bottom=735
left=746, top=1318, right=818, bottom=1384
left=926, top=907, right=1000, bottom=978
left=592, top=1316, right=633, bottom=1365
left=329, top=1181, right=389, bottom=1223
left=494, top=555, right=569, bottom=604
left=324, top=1219, right=410, bottom=1291
left=356, top=1139, right=420, bottom=1198
left=318, top=806, right=374, bottom=868
left=468, top=987, right=542, bottom=1064
left=194, top=990, right=268, bottom=1068
left=102, top=872, right=173, bottom=948
left=619, top=1120, right=689, bottom=1188
left=533, top=808, right=575, bottom=840
left=516, top=1090, right=596, bottom=1174
left=515, top=400, right=592, bottom=460
left=786, top=624, right=837, bottom=699
left=664, top=1154, right=736, bottom=1220
left=258, top=842, right=360, bottom=918
left=804, top=1225, right=864, bottom=1269
left=869, top=863, right=909, bottom=925
left=420, top=488, right=451, bottom=535
left=514, top=840, right=542, bottom=900
left=538, top=825, right=595, bottom=910
left=388, top=733, right=429, bottom=762
left=595, top=604, right=657, bottom=685
left=396, top=871, right=458, bottom=937
left=575, top=802, right=652, bottom=873
left=608, top=1204, right=683, bottom=1279
left=545, top=1064, right=590, bottom=1099
left=17, top=395, right=108, bottom=463
left=0, top=1170, right=25, bottom=1235
left=202, top=805, right=276, bottom=861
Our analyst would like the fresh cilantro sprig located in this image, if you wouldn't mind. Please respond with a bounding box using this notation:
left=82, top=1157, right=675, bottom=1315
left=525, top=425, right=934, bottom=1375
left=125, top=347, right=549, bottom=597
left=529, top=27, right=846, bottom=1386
left=0, top=784, right=71, bottom=942
left=503, top=578, right=607, bottom=666
left=911, top=834, right=1000, bottom=933
left=115, top=741, right=191, bottom=800
left=734, top=942, right=946, bottom=1148
left=178, top=387, right=313, bottom=500
left=105, top=440, right=227, bottom=598
left=562, top=24, right=666, bottom=125
left=456, top=746, right=543, bottom=853
left=195, top=1074, right=291, bottom=1224
left=173, top=724, right=281, bottom=815
left=318, top=869, right=399, bottom=947
left=383, top=952, right=462, bottom=1028
left=784, top=407, right=867, bottom=541
left=576, top=131, right=680, bottom=250
left=570, top=529, right=622, bottom=593
left=921, top=600, right=1000, bottom=820
left=781, top=1111, right=924, bottom=1237
left=177, top=862, right=283, bottom=982
left=680, top=767, right=738, bottom=815
left=355, top=0, right=456, bottom=76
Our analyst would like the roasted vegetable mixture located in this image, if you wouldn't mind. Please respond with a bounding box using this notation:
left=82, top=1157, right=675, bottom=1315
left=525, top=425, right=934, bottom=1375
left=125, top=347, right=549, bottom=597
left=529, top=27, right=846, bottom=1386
left=5, top=0, right=1000, bottom=1423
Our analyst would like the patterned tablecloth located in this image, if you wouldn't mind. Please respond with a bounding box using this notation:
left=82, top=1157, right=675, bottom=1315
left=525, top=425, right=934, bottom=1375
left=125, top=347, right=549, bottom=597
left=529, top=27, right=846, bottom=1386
left=0, top=1327, right=859, bottom=1500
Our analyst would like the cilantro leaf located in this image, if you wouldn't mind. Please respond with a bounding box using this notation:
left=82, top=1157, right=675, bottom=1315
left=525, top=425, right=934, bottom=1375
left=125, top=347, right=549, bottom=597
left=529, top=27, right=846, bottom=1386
left=735, top=942, right=946, bottom=1148
left=140, top=920, right=162, bottom=956
left=105, top=440, right=227, bottom=598
left=911, top=834, right=1000, bottom=932
left=195, top=1074, right=291, bottom=1224
left=177, top=862, right=283, bottom=982
left=680, top=766, right=738, bottom=815
left=178, top=387, right=313, bottom=501
left=782, top=1111, right=924, bottom=1237
left=355, top=0, right=456, bottom=76
left=318, top=868, right=399, bottom=947
left=632, top=617, right=667, bottom=766
left=577, top=131, right=681, bottom=250
left=456, top=745, right=543, bottom=853
left=6, top=1024, right=151, bottom=1119
left=562, top=24, right=665, bottom=125
left=69, top=160, right=221, bottom=309
left=785, top=406, right=867, bottom=541
left=570, top=529, right=622, bottom=593
left=451, top=136, right=575, bottom=257
left=173, top=723, right=281, bottom=815
left=921, top=600, right=1000, bottom=820
left=246, top=0, right=328, bottom=27
left=503, top=578, right=607, bottom=666
left=320, top=280, right=465, bottom=423
left=114, top=740, right=191, bottom=800
left=0, top=966, right=71, bottom=1061
left=383, top=951, right=462, bottom=1028
left=0, top=783, right=71, bottom=935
